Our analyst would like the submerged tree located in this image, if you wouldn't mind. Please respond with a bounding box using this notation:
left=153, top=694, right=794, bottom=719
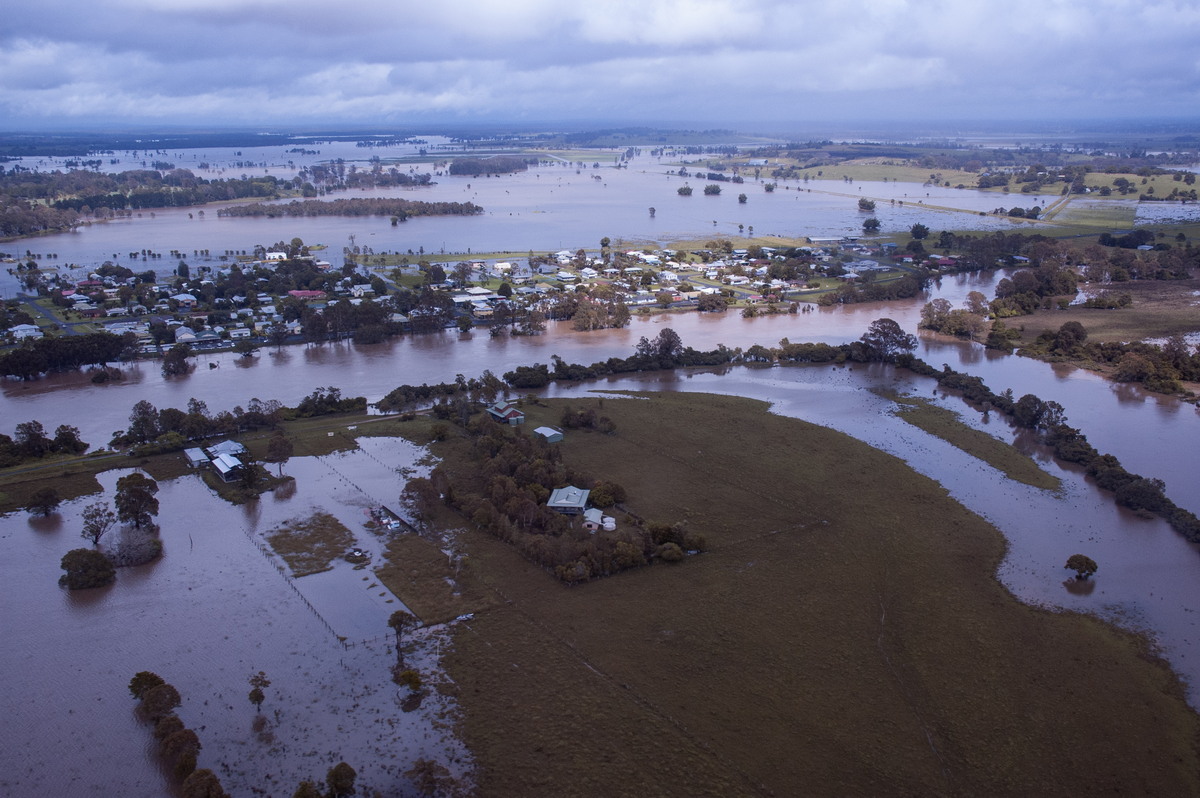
left=81, top=502, right=117, bottom=546
left=1065, top=553, right=1099, bottom=580
left=264, top=434, right=294, bottom=476
left=59, top=548, right=116, bottom=589
left=859, top=318, right=917, bottom=362
left=248, top=671, right=271, bottom=712
left=389, top=610, right=416, bottom=665
left=115, top=472, right=160, bottom=529
left=129, top=671, right=166, bottom=700
left=24, top=486, right=61, bottom=517
left=326, top=762, right=357, bottom=798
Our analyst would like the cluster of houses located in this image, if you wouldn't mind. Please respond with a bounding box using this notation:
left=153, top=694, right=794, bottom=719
left=4, top=235, right=974, bottom=349
left=184, top=439, right=247, bottom=481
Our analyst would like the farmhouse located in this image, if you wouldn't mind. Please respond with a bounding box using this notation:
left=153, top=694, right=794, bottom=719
left=486, top=401, right=525, bottom=425
left=547, top=485, right=590, bottom=515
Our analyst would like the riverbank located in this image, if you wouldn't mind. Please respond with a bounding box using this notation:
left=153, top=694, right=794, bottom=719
left=403, top=391, right=1200, bottom=795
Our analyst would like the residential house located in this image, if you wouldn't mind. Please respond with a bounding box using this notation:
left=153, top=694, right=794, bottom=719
left=547, top=485, right=590, bottom=515
left=486, top=400, right=525, bottom=425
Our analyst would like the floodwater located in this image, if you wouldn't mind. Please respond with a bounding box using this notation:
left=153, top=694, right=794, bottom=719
left=4, top=147, right=1053, bottom=294
left=0, top=436, right=473, bottom=797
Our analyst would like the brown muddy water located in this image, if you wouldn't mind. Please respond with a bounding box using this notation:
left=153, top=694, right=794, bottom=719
left=0, top=438, right=470, bottom=797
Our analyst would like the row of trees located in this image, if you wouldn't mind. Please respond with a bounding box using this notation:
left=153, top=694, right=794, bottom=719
left=898, top=355, right=1200, bottom=541
left=216, top=197, right=483, bottom=220
left=109, top=390, right=359, bottom=452
left=0, top=419, right=87, bottom=467
left=127, top=671, right=358, bottom=796
left=0, top=332, right=136, bottom=380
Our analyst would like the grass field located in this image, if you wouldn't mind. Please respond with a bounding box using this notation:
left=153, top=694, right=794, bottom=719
left=264, top=511, right=357, bottom=577
left=1011, top=277, right=1200, bottom=344
left=885, top=393, right=1062, bottom=491
left=395, top=392, right=1200, bottom=796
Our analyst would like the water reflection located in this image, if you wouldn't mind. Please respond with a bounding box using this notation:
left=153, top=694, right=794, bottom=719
left=27, top=514, right=64, bottom=534
left=1064, top=578, right=1097, bottom=596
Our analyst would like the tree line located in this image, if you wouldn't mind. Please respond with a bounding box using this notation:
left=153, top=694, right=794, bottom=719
left=390, top=324, right=1197, bottom=553
left=898, top=354, right=1200, bottom=542
left=447, top=156, right=532, bottom=175
left=108, top=389, right=364, bottom=453
left=0, top=332, right=136, bottom=380
left=216, top=197, right=483, bottom=220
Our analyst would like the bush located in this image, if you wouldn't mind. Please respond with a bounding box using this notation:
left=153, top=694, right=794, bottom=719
left=59, top=548, right=115, bottom=590
left=656, top=542, right=685, bottom=562
left=392, top=667, right=422, bottom=690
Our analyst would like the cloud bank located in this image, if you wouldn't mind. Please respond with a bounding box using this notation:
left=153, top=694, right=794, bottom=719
left=3, top=0, right=1198, bottom=128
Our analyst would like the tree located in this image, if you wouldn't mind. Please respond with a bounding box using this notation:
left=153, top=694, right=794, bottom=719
left=140, top=682, right=182, bottom=720
left=267, top=323, right=290, bottom=349
left=737, top=193, right=747, bottom=204
left=292, top=782, right=324, bottom=798
left=181, top=769, right=230, bottom=798
left=389, top=610, right=416, bottom=665
left=858, top=198, right=876, bottom=211
left=233, top=339, right=259, bottom=357
left=703, top=184, right=721, bottom=196
left=81, top=502, right=117, bottom=545
left=59, top=548, right=115, bottom=589
left=115, top=473, right=160, bottom=529
left=127, top=399, right=160, bottom=444
left=677, top=185, right=692, bottom=196
left=964, top=291, right=988, bottom=315
left=160, top=727, right=202, bottom=771
left=1065, top=553, right=1098, bottom=580
left=129, top=671, right=166, bottom=700
left=910, top=223, right=930, bottom=240
left=161, top=344, right=193, bottom=377
left=24, top=486, right=61, bottom=517
left=14, top=420, right=52, bottom=458
left=406, top=759, right=455, bottom=796
left=326, top=762, right=357, bottom=797
left=860, top=318, right=917, bottom=362
left=862, top=217, right=881, bottom=234
left=265, top=434, right=294, bottom=476
left=247, top=671, right=271, bottom=712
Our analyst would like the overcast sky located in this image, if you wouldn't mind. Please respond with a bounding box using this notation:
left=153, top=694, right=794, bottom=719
left=3, top=0, right=1199, bottom=132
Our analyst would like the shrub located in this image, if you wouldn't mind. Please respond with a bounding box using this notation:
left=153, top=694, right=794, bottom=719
left=59, top=548, right=115, bottom=590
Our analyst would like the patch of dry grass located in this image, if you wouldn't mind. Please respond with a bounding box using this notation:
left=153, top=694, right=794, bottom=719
left=374, top=532, right=497, bottom=625
left=1011, top=277, right=1200, bottom=344
left=264, top=511, right=356, bottom=577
